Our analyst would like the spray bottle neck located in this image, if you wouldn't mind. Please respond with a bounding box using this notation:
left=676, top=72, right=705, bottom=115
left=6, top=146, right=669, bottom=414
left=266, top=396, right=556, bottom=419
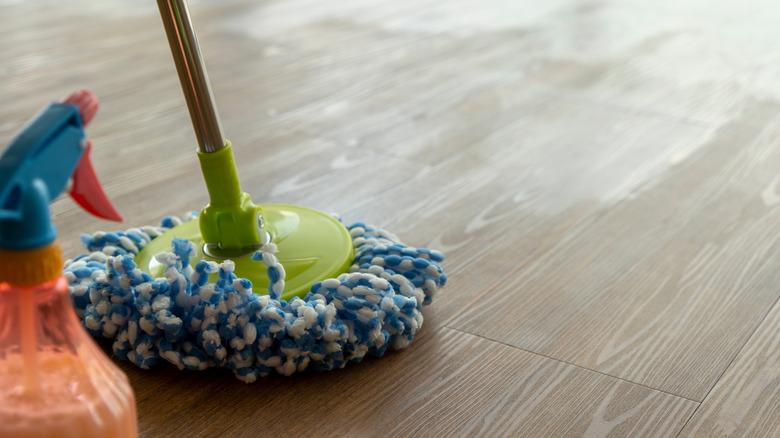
left=0, top=242, right=63, bottom=286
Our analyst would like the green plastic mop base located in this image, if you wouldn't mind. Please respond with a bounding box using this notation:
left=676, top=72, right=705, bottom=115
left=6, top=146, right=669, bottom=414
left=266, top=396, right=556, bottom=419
left=135, top=204, right=354, bottom=300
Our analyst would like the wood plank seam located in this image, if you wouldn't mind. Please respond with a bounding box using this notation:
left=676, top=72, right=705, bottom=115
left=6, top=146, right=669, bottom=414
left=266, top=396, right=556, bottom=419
left=446, top=325, right=703, bottom=405
left=672, top=292, right=780, bottom=437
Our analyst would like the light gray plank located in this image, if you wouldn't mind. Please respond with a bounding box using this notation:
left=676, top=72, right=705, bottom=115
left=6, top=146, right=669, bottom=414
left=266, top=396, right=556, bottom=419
left=4, top=0, right=779, bottom=436
left=681, top=299, right=780, bottom=437
left=452, top=112, right=780, bottom=401
left=122, top=328, right=696, bottom=437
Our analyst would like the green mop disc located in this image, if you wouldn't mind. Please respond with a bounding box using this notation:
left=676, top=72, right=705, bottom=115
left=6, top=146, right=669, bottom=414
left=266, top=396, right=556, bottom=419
left=135, top=203, right=354, bottom=300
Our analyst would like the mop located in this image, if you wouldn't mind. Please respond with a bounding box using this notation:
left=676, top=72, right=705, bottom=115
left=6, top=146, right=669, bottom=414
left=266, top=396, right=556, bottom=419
left=64, top=0, right=447, bottom=382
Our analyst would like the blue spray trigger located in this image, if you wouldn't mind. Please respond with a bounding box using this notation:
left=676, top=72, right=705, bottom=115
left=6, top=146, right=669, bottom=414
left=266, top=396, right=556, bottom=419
left=0, top=102, right=87, bottom=249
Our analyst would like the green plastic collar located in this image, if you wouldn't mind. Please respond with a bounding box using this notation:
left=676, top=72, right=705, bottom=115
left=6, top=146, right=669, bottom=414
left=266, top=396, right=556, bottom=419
left=197, top=142, right=262, bottom=254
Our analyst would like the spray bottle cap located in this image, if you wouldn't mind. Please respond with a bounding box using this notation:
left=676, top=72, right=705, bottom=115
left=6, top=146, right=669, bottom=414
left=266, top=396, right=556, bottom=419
left=0, top=90, right=122, bottom=285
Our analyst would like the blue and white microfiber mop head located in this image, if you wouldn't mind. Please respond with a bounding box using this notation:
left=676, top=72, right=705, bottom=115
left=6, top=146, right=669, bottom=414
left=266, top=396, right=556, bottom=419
left=62, top=0, right=447, bottom=382
left=65, top=218, right=447, bottom=382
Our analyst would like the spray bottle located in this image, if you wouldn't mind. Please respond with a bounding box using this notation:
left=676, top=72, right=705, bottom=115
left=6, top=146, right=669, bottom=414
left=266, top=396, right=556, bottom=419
left=0, top=90, right=138, bottom=437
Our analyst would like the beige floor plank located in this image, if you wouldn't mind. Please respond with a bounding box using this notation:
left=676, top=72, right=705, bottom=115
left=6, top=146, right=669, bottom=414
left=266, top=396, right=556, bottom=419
left=339, top=90, right=716, bottom=336
left=452, top=111, right=780, bottom=401
left=4, top=0, right=780, bottom=436
left=680, top=299, right=780, bottom=437
left=122, top=328, right=696, bottom=437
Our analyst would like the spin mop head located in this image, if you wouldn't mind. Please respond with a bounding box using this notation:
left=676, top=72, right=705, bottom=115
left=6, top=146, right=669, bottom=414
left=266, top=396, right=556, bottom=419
left=63, top=2, right=447, bottom=382
left=65, top=216, right=447, bottom=382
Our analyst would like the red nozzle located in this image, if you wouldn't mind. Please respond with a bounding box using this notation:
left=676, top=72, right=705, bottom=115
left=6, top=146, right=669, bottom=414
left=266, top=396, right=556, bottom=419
left=63, top=90, right=123, bottom=222
left=64, top=89, right=99, bottom=125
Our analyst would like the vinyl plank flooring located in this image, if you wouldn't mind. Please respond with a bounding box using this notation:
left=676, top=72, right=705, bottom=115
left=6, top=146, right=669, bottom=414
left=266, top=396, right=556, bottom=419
left=452, top=111, right=780, bottom=401
left=3, top=0, right=780, bottom=436
left=513, top=0, right=780, bottom=127
left=680, top=299, right=780, bottom=437
left=123, top=328, right=697, bottom=437
left=338, top=89, right=715, bottom=333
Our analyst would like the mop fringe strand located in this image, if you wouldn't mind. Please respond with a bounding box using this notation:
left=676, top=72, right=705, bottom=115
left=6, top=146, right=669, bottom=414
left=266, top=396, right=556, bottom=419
left=64, top=217, right=447, bottom=382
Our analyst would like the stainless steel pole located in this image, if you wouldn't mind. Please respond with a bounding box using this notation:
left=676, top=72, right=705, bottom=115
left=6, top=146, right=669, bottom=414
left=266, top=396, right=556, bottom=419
left=157, top=0, right=225, bottom=153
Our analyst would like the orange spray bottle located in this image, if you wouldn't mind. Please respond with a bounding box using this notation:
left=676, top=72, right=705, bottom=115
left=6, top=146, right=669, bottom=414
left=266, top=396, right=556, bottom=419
left=0, top=90, right=138, bottom=437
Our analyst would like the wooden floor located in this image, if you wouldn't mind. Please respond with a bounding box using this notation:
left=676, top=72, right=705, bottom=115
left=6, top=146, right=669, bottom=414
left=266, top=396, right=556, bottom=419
left=3, top=0, right=780, bottom=436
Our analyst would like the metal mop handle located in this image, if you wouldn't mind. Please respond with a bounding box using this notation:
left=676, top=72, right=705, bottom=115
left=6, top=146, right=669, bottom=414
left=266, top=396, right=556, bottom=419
left=157, top=0, right=225, bottom=153
left=156, top=0, right=263, bottom=252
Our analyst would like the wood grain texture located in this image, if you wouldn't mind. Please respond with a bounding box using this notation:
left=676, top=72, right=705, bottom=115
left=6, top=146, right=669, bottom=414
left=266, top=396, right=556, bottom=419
left=121, top=328, right=696, bottom=437
left=452, top=114, right=780, bottom=401
left=3, top=0, right=780, bottom=436
left=681, top=300, right=780, bottom=437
